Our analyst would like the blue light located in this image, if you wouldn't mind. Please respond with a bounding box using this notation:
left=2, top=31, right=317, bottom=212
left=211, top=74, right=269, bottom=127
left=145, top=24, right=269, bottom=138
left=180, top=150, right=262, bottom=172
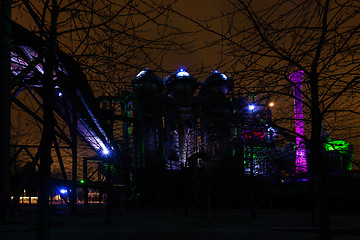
left=58, top=92, right=63, bottom=97
left=220, top=73, right=227, bottom=80
left=212, top=70, right=227, bottom=80
left=60, top=189, right=67, bottom=194
left=249, top=104, right=255, bottom=111
left=176, top=68, right=190, bottom=78
left=102, top=147, right=109, bottom=155
left=136, top=70, right=147, bottom=78
left=295, top=178, right=309, bottom=182
left=267, top=127, right=276, bottom=133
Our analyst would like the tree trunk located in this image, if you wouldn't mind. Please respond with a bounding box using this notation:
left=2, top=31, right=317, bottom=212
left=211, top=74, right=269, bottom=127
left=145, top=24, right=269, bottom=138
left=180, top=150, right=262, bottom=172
left=36, top=1, right=58, bottom=239
left=310, top=76, right=331, bottom=240
left=104, top=164, right=112, bottom=224
left=0, top=0, right=12, bottom=225
left=311, top=134, right=331, bottom=240
left=250, top=141, right=257, bottom=217
left=36, top=58, right=56, bottom=240
left=70, top=98, right=77, bottom=213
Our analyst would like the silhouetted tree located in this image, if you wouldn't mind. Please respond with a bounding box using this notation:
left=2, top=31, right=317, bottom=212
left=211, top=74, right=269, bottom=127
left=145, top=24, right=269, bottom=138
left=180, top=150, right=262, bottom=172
left=10, top=0, right=184, bottom=239
left=174, top=1, right=360, bottom=239
left=0, top=0, right=12, bottom=225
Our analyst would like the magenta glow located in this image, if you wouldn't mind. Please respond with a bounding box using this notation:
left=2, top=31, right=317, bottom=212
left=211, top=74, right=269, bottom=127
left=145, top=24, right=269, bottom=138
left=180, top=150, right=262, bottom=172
left=289, top=70, right=307, bottom=173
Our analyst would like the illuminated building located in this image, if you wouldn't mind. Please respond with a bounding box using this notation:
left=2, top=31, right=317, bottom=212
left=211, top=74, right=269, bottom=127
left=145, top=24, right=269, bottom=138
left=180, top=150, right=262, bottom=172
left=131, top=69, right=275, bottom=173
left=8, top=22, right=355, bottom=211
left=289, top=70, right=307, bottom=173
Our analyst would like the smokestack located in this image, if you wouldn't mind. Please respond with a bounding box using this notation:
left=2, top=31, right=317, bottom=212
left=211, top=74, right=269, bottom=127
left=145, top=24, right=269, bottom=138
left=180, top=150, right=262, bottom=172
left=289, top=70, right=307, bottom=173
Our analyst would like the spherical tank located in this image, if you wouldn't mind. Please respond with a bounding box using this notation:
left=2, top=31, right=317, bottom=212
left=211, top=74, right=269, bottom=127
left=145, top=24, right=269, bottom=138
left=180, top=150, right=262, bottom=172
left=132, top=69, right=164, bottom=96
left=165, top=69, right=198, bottom=98
left=201, top=71, right=232, bottom=96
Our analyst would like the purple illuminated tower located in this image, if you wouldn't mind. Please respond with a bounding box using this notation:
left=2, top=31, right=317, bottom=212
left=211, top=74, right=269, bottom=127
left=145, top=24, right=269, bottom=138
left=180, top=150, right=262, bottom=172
left=289, top=70, right=307, bottom=173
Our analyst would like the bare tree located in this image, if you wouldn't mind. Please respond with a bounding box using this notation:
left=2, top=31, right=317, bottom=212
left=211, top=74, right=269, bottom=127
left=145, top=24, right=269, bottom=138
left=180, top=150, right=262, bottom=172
left=0, top=0, right=12, bottom=225
left=10, top=0, right=184, bottom=239
left=173, top=0, right=360, bottom=239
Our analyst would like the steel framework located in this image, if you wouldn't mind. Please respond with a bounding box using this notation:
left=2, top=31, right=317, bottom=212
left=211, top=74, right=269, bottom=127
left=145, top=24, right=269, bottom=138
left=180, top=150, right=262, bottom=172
left=9, top=22, right=120, bottom=213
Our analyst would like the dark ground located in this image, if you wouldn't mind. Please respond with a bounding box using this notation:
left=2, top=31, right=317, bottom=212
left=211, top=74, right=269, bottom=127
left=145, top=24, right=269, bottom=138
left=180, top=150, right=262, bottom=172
left=1, top=204, right=360, bottom=240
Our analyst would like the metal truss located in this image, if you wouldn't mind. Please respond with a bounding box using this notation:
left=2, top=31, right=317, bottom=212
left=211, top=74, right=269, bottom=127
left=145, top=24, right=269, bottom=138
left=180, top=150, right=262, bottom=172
left=9, top=22, right=117, bottom=214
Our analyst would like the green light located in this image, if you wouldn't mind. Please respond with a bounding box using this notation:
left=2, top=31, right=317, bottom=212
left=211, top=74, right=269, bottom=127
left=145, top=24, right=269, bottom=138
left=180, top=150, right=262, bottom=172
left=102, top=163, right=117, bottom=174
left=324, top=139, right=353, bottom=170
left=243, top=160, right=246, bottom=165
left=324, top=140, right=349, bottom=152
left=80, top=179, right=85, bottom=184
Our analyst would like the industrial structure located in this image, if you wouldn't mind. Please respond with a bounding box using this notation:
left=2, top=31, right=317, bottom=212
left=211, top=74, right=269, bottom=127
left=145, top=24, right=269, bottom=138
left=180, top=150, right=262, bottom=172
left=130, top=68, right=276, bottom=173
left=8, top=22, right=354, bottom=212
left=9, top=22, right=120, bottom=211
left=290, top=70, right=307, bottom=173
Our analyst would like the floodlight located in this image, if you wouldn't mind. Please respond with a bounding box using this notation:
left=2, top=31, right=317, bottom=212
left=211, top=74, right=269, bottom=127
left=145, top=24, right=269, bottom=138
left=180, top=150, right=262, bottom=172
left=102, top=147, right=109, bottom=155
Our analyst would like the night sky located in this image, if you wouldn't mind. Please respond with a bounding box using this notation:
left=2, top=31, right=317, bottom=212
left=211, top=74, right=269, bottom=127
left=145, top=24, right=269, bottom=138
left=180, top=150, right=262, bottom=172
left=11, top=0, right=234, bottom=78
left=162, top=0, right=233, bottom=73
